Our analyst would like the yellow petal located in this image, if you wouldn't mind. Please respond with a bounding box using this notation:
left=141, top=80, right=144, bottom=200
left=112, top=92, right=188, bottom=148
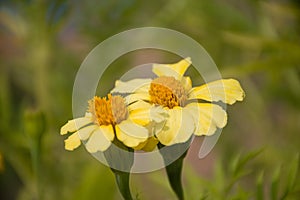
left=152, top=57, right=192, bottom=80
left=85, top=127, right=112, bottom=153
left=111, top=79, right=152, bottom=94
left=99, top=125, right=114, bottom=141
left=133, top=136, right=158, bottom=152
left=115, top=120, right=148, bottom=148
left=60, top=114, right=92, bottom=135
left=128, top=101, right=152, bottom=126
left=181, top=76, right=192, bottom=91
left=185, top=103, right=227, bottom=136
left=125, top=92, right=150, bottom=104
left=77, top=125, right=98, bottom=140
left=128, top=101, right=167, bottom=126
left=64, top=132, right=81, bottom=151
left=188, top=79, right=245, bottom=105
left=156, top=107, right=194, bottom=145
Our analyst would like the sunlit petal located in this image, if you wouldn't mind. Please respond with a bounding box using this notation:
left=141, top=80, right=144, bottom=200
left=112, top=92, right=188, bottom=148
left=86, top=127, right=112, bottom=153
left=64, top=132, right=81, bottom=151
left=99, top=125, right=114, bottom=141
left=133, top=136, right=158, bottom=152
left=153, top=57, right=192, bottom=80
left=156, top=107, right=194, bottom=145
left=60, top=114, right=93, bottom=135
left=181, top=76, right=192, bottom=92
left=115, top=120, right=148, bottom=148
left=128, top=101, right=167, bottom=126
left=125, top=92, right=150, bottom=104
left=128, top=100, right=152, bottom=125
left=77, top=125, right=98, bottom=140
left=111, top=79, right=152, bottom=94
left=188, top=79, right=245, bottom=105
left=185, top=103, right=227, bottom=136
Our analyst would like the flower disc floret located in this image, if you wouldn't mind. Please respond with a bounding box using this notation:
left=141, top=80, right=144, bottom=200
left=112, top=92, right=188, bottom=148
left=88, top=94, right=128, bottom=126
left=149, top=76, right=187, bottom=109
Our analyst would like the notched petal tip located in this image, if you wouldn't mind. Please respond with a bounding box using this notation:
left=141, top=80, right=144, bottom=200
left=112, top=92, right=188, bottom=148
left=152, top=57, right=192, bottom=80
left=188, top=78, right=246, bottom=105
left=224, top=79, right=246, bottom=105
left=60, top=120, right=76, bottom=135
left=64, top=133, right=81, bottom=151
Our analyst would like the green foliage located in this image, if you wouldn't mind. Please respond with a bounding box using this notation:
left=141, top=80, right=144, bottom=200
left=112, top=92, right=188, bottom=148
left=184, top=151, right=300, bottom=200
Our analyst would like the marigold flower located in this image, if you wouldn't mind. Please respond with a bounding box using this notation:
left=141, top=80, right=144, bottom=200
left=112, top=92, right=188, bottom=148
left=60, top=94, right=164, bottom=152
left=112, top=58, right=245, bottom=146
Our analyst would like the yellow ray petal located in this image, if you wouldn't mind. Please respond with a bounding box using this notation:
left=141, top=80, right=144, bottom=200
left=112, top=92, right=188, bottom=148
left=85, top=127, right=112, bottom=153
left=133, top=136, right=158, bottom=152
left=64, top=132, right=81, bottom=151
left=181, top=76, right=192, bottom=92
left=77, top=125, right=98, bottom=140
left=153, top=57, right=192, bottom=80
left=111, top=79, right=152, bottom=94
left=188, top=79, right=245, bottom=105
left=128, top=101, right=152, bottom=126
left=60, top=114, right=92, bottom=135
left=185, top=103, right=227, bottom=136
left=125, top=92, right=150, bottom=104
left=128, top=101, right=167, bottom=126
left=99, top=125, right=114, bottom=141
left=115, top=120, right=148, bottom=148
left=156, top=107, right=194, bottom=146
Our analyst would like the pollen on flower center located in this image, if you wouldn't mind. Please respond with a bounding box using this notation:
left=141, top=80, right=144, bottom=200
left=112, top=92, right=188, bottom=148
left=149, top=76, right=187, bottom=109
left=88, top=94, right=128, bottom=126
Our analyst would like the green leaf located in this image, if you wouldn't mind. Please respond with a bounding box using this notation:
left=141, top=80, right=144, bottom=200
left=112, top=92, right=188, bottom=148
left=256, top=171, right=264, bottom=200
left=280, top=153, right=299, bottom=200
left=271, top=166, right=281, bottom=200
left=232, top=148, right=264, bottom=176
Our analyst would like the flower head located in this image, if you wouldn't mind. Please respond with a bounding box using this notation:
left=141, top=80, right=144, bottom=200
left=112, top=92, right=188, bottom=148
left=112, top=58, right=245, bottom=146
left=60, top=94, right=162, bottom=153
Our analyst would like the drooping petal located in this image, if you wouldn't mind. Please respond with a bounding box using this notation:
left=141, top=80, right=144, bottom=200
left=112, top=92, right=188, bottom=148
left=188, top=79, right=245, bottom=105
left=85, top=126, right=113, bottom=153
left=64, top=132, right=81, bottom=151
left=115, top=120, right=148, bottom=148
left=156, top=107, right=194, bottom=146
left=133, top=136, right=158, bottom=152
left=185, top=103, right=227, bottom=136
left=111, top=79, right=152, bottom=94
left=152, top=57, right=192, bottom=80
left=60, top=114, right=93, bottom=135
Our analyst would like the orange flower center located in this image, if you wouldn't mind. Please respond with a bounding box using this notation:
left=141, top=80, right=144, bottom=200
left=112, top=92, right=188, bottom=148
left=149, top=76, right=187, bottom=109
left=88, top=94, right=128, bottom=126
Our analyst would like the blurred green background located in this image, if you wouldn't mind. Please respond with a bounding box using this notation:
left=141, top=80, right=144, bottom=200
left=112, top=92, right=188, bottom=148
left=0, top=0, right=300, bottom=199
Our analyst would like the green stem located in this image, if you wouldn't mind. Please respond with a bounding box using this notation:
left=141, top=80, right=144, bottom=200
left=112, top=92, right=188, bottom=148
left=104, top=138, right=134, bottom=200
left=165, top=156, right=185, bottom=200
left=112, top=169, right=133, bottom=200
left=158, top=142, right=189, bottom=200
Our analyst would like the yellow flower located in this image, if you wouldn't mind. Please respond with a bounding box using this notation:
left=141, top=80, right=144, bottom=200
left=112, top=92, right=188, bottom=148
left=112, top=58, right=245, bottom=146
left=60, top=94, right=163, bottom=153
